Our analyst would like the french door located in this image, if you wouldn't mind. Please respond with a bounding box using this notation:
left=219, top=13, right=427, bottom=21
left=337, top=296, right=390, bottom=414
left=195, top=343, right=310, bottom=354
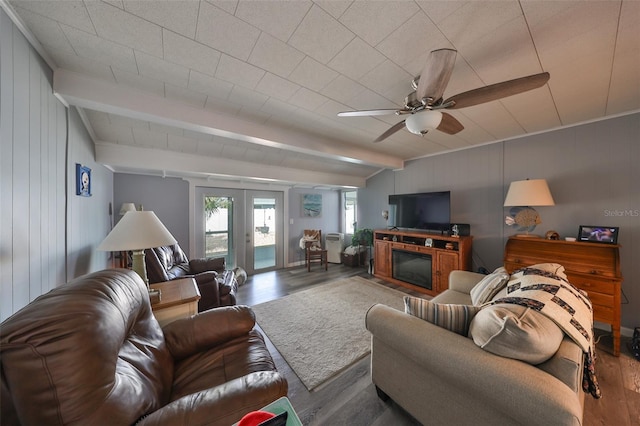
left=194, top=187, right=283, bottom=275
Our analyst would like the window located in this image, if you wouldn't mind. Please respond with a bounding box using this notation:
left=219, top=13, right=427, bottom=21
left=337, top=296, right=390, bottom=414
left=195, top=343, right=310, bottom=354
left=343, top=190, right=357, bottom=235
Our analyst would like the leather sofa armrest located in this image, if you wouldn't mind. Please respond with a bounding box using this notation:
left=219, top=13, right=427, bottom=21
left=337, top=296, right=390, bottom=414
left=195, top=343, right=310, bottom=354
left=192, top=272, right=221, bottom=311
left=162, top=305, right=256, bottom=360
left=138, top=372, right=288, bottom=426
left=448, top=270, right=486, bottom=294
left=189, top=257, right=226, bottom=274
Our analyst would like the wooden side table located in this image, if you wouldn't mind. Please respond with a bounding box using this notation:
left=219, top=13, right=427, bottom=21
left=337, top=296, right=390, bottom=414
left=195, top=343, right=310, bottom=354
left=150, top=278, right=200, bottom=327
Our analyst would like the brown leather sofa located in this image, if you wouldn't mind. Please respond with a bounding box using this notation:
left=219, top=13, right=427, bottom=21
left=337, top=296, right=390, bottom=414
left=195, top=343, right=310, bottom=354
left=144, top=244, right=237, bottom=312
left=1, top=269, right=287, bottom=425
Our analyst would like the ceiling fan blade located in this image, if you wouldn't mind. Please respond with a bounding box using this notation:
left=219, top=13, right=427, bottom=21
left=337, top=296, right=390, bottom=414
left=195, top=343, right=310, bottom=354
left=338, top=109, right=400, bottom=117
left=437, top=112, right=464, bottom=135
left=373, top=120, right=406, bottom=143
left=416, top=48, right=457, bottom=104
left=443, top=72, right=550, bottom=110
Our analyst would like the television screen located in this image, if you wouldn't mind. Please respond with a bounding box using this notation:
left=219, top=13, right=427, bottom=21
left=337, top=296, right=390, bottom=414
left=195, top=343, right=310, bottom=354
left=388, top=191, right=450, bottom=232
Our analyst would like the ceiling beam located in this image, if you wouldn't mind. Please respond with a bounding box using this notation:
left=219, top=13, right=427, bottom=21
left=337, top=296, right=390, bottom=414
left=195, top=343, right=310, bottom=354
left=54, top=69, right=404, bottom=170
left=95, top=143, right=367, bottom=188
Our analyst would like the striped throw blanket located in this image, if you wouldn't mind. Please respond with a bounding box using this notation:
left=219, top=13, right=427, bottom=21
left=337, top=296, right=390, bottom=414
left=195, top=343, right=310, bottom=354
left=494, top=267, right=601, bottom=398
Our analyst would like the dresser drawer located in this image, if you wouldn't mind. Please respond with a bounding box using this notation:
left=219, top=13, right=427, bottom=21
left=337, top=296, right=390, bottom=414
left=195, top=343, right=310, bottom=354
left=568, top=275, right=617, bottom=295
left=593, top=305, right=615, bottom=323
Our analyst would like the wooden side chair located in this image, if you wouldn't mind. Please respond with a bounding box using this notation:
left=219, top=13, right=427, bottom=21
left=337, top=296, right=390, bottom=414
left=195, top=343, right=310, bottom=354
left=303, top=229, right=328, bottom=272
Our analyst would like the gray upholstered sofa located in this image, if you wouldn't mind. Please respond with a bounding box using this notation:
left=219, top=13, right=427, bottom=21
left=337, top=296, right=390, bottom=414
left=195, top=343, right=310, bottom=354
left=365, top=270, right=585, bottom=426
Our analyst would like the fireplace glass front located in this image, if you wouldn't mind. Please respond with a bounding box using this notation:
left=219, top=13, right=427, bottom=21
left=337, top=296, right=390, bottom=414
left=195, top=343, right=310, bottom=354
left=392, top=249, right=432, bottom=290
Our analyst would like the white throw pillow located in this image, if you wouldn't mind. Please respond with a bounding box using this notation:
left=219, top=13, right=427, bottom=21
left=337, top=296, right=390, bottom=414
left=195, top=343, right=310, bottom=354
left=469, top=304, right=564, bottom=364
left=470, top=267, right=510, bottom=306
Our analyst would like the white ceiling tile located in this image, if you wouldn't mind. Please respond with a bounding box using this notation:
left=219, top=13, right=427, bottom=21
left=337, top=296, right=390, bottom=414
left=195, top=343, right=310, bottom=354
left=135, top=51, right=190, bottom=87
left=183, top=129, right=213, bottom=142
left=47, top=48, right=116, bottom=82
left=150, top=122, right=184, bottom=137
left=123, top=0, right=199, bottom=39
left=108, top=114, right=149, bottom=129
left=112, top=68, right=165, bottom=97
left=195, top=1, right=260, bottom=61
left=229, top=85, right=269, bottom=107
left=85, top=1, right=163, bottom=57
left=168, top=134, right=199, bottom=153
left=188, top=70, right=234, bottom=99
left=415, top=1, right=467, bottom=24
left=163, top=30, right=221, bottom=77
left=339, top=1, right=419, bottom=46
left=132, top=128, right=168, bottom=149
left=10, top=6, right=75, bottom=53
left=288, top=87, right=329, bottom=111
left=196, top=140, right=225, bottom=157
left=376, top=13, right=449, bottom=67
left=103, top=1, right=124, bottom=9
left=457, top=16, right=541, bottom=84
left=235, top=0, right=312, bottom=42
left=248, top=32, right=305, bottom=78
left=501, top=88, right=561, bottom=134
left=460, top=104, right=524, bottom=140
left=321, top=75, right=366, bottom=105
left=61, top=24, right=138, bottom=73
left=236, top=107, right=272, bottom=124
left=313, top=0, right=351, bottom=19
left=261, top=97, right=300, bottom=118
left=221, top=143, right=247, bottom=160
left=608, top=48, right=640, bottom=115
left=288, top=56, right=339, bottom=92
left=10, top=0, right=95, bottom=33
left=289, top=5, right=355, bottom=64
left=256, top=73, right=301, bottom=102
left=360, top=60, right=414, bottom=103
left=438, top=1, right=522, bottom=48
left=347, top=88, right=398, bottom=112
left=164, top=83, right=208, bottom=108
left=204, top=96, right=242, bottom=116
left=328, top=38, right=386, bottom=80
left=215, top=54, right=265, bottom=89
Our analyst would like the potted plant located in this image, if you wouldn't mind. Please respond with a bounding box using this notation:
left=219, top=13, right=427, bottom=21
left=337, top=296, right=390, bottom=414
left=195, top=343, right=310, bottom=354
left=352, top=228, right=373, bottom=267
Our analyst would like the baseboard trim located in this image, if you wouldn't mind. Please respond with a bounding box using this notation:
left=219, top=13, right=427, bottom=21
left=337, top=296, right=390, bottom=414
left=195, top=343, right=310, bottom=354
left=594, top=321, right=634, bottom=337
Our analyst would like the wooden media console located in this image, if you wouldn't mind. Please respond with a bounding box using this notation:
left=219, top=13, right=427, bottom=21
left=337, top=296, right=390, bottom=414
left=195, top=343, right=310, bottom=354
left=373, top=229, right=472, bottom=297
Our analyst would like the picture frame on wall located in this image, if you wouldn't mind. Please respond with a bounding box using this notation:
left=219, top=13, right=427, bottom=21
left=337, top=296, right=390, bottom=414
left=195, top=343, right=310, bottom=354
left=76, top=164, right=91, bottom=197
left=302, top=194, right=322, bottom=217
left=578, top=225, right=619, bottom=244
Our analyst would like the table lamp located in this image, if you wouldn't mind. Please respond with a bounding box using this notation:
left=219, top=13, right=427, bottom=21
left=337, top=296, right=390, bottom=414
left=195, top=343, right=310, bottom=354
left=98, top=211, right=176, bottom=301
left=504, top=178, right=555, bottom=237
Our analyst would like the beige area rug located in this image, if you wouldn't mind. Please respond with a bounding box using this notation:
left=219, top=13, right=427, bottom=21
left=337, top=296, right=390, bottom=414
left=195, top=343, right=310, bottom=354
left=252, top=276, right=406, bottom=391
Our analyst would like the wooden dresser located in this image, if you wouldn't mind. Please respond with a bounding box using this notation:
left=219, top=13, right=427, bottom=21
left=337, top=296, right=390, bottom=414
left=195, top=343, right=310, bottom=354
left=504, top=236, right=622, bottom=356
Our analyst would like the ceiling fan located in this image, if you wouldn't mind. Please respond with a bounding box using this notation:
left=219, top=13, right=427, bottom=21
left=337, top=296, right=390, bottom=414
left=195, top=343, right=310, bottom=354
left=337, top=48, right=550, bottom=143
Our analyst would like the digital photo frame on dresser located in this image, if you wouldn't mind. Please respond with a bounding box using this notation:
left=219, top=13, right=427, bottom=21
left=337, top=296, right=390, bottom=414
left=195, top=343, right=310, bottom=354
left=578, top=225, right=619, bottom=244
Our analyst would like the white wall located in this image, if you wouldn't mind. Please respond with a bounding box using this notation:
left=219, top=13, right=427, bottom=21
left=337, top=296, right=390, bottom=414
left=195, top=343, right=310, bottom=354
left=0, top=10, right=112, bottom=321
left=359, top=113, right=640, bottom=331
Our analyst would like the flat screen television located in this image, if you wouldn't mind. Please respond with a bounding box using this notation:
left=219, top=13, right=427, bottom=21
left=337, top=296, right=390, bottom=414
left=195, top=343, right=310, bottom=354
left=388, top=191, right=451, bottom=232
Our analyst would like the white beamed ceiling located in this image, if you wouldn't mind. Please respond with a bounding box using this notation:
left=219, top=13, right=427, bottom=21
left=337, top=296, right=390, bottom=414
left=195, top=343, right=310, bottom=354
left=4, top=0, right=639, bottom=188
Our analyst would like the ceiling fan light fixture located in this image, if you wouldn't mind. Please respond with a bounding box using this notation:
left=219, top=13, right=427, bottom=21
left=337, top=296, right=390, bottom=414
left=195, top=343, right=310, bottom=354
left=405, top=110, right=443, bottom=135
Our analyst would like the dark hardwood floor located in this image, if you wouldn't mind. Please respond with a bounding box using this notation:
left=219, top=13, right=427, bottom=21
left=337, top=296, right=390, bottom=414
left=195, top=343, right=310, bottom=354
left=237, top=264, right=640, bottom=426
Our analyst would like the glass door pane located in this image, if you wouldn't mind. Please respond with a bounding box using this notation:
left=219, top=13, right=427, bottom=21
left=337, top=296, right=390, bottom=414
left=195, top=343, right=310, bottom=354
left=253, top=197, right=276, bottom=270
left=204, top=196, right=234, bottom=266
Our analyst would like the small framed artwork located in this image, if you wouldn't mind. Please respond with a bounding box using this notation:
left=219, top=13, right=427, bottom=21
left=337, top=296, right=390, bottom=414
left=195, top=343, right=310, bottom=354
left=578, top=225, right=619, bottom=244
left=302, top=194, right=322, bottom=217
left=76, top=164, right=91, bottom=197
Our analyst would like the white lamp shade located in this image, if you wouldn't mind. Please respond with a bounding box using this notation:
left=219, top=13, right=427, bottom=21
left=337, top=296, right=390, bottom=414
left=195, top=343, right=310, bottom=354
left=405, top=110, right=443, bottom=135
left=119, top=202, right=137, bottom=215
left=504, top=179, right=555, bottom=207
left=97, top=211, right=177, bottom=251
